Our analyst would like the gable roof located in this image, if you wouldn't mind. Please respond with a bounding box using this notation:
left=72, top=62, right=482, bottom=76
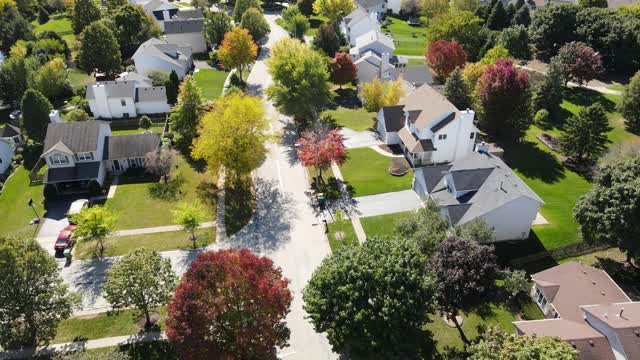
left=1, top=124, right=21, bottom=138
left=344, top=7, right=368, bottom=25
left=381, top=105, right=405, bottom=132
left=42, top=121, right=108, bottom=155
left=398, top=127, right=435, bottom=153
left=164, top=18, right=203, bottom=34
left=390, top=66, right=434, bottom=87
left=354, top=30, right=395, bottom=54
left=171, top=9, right=204, bottom=20
left=86, top=80, right=137, bottom=100
left=582, top=302, right=640, bottom=360
left=103, top=134, right=161, bottom=160
left=143, top=0, right=177, bottom=12
left=117, top=72, right=153, bottom=86
left=132, top=38, right=190, bottom=70
left=401, top=84, right=458, bottom=130
left=355, top=0, right=386, bottom=9
left=136, top=86, right=168, bottom=102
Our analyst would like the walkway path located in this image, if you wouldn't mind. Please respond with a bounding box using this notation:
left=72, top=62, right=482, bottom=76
left=330, top=162, right=366, bottom=244
left=518, top=63, right=623, bottom=95
left=114, top=221, right=215, bottom=237
left=353, top=190, right=422, bottom=218
left=340, top=128, right=382, bottom=149
left=369, top=145, right=404, bottom=158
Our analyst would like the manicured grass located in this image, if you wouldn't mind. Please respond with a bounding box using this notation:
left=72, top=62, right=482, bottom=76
left=32, top=14, right=78, bottom=51
left=74, top=228, right=215, bottom=259
left=381, top=15, right=427, bottom=56
left=323, top=107, right=377, bottom=132
left=193, top=69, right=228, bottom=100
left=306, top=15, right=328, bottom=36
left=105, top=158, right=215, bottom=230
left=0, top=166, right=45, bottom=236
left=54, top=307, right=167, bottom=343
left=407, top=57, right=427, bottom=66
left=111, top=125, right=164, bottom=135
left=86, top=341, right=178, bottom=359
left=327, top=219, right=358, bottom=252
left=339, top=147, right=412, bottom=196
left=68, top=68, right=95, bottom=88
left=360, top=211, right=412, bottom=238
left=606, top=83, right=625, bottom=91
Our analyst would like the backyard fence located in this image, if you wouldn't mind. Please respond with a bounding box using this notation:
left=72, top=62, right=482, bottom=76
left=510, top=242, right=612, bottom=268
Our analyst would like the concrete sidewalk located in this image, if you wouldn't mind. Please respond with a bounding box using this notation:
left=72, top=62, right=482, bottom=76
left=114, top=222, right=215, bottom=237
left=353, top=190, right=423, bottom=218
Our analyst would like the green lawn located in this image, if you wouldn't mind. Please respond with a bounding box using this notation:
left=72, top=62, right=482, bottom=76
left=327, top=219, right=358, bottom=252
left=111, top=125, right=164, bottom=136
left=307, top=15, right=328, bottom=36
left=0, top=166, right=45, bottom=236
left=68, top=68, right=95, bottom=88
left=606, top=83, right=625, bottom=92
left=74, top=228, right=215, bottom=259
left=104, top=158, right=215, bottom=230
left=193, top=69, right=228, bottom=100
left=323, top=107, right=377, bottom=132
left=85, top=341, right=178, bottom=359
left=360, top=211, right=412, bottom=238
left=381, top=15, right=427, bottom=56
left=407, top=57, right=427, bottom=66
left=340, top=147, right=412, bottom=196
left=32, top=14, right=78, bottom=51
left=54, top=307, right=167, bottom=343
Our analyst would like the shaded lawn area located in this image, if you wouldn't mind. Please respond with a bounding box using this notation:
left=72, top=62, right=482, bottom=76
left=360, top=211, right=412, bottom=239
left=67, top=68, right=95, bottom=88
left=74, top=228, right=215, bottom=259
left=224, top=176, right=253, bottom=236
left=86, top=341, right=178, bottom=360
left=307, top=15, right=328, bottom=36
left=54, top=307, right=167, bottom=343
left=104, top=158, right=215, bottom=230
left=0, top=166, right=44, bottom=235
left=340, top=147, right=412, bottom=196
left=322, top=107, right=377, bottom=132
left=193, top=69, right=227, bottom=100
left=327, top=219, right=358, bottom=252
left=381, top=15, right=427, bottom=56
left=606, top=83, right=625, bottom=91
left=32, top=14, right=78, bottom=51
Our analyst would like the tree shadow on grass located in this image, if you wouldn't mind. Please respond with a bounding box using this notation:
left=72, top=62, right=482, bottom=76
left=224, top=176, right=254, bottom=236
left=493, top=232, right=549, bottom=269
left=565, top=87, right=617, bottom=113
left=501, top=140, right=566, bottom=184
left=119, top=340, right=177, bottom=360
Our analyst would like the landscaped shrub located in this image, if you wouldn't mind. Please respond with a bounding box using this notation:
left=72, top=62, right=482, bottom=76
left=147, top=175, right=185, bottom=200
left=533, top=109, right=550, bottom=128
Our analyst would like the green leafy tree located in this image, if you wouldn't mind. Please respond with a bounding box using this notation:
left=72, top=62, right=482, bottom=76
left=172, top=202, right=205, bottom=247
left=33, top=58, right=68, bottom=100
left=487, top=0, right=509, bottom=30
left=139, top=115, right=152, bottom=130
left=71, top=206, right=118, bottom=259
left=103, top=248, right=177, bottom=328
left=453, top=219, right=496, bottom=243
left=426, top=11, right=485, bottom=61
left=444, top=67, right=472, bottom=110
left=233, top=0, right=261, bottom=23
left=0, top=1, right=33, bottom=53
left=501, top=268, right=530, bottom=299
left=497, top=24, right=530, bottom=60
left=67, top=108, right=90, bottom=121
left=532, top=59, right=565, bottom=119
left=312, top=0, right=355, bottom=21
left=560, top=103, right=611, bottom=162
left=359, top=77, right=404, bottom=112
left=240, top=7, right=270, bottom=43
left=105, top=0, right=127, bottom=10
left=72, top=0, right=101, bottom=35
left=469, top=327, right=578, bottom=359
left=170, top=75, right=203, bottom=144
left=422, top=0, right=449, bottom=22
left=528, top=4, right=579, bottom=59
left=21, top=88, right=53, bottom=143
left=618, top=70, right=640, bottom=133
left=297, top=0, right=313, bottom=16
left=266, top=38, right=332, bottom=120
left=579, top=0, right=607, bottom=7
left=282, top=4, right=301, bottom=22
left=112, top=3, right=162, bottom=57
left=480, top=45, right=510, bottom=64
left=0, top=55, right=37, bottom=106
left=77, top=22, right=122, bottom=77
left=453, top=0, right=479, bottom=12
left=394, top=199, right=449, bottom=255
left=286, top=13, right=310, bottom=39
left=203, top=10, right=232, bottom=48
left=512, top=4, right=530, bottom=26
left=312, top=21, right=342, bottom=56
left=303, top=236, right=435, bottom=358
left=166, top=70, right=180, bottom=105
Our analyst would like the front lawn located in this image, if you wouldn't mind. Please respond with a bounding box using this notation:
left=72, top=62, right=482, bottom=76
left=104, top=158, right=215, bottom=230
left=74, top=228, right=215, bottom=259
left=360, top=211, right=412, bottom=238
left=193, top=69, right=228, bottom=100
left=322, top=107, right=376, bottom=132
left=32, top=14, right=78, bottom=52
left=0, top=166, right=45, bottom=236
left=54, top=307, right=167, bottom=343
left=339, top=147, right=412, bottom=196
left=327, top=219, right=358, bottom=252
left=381, top=15, right=427, bottom=56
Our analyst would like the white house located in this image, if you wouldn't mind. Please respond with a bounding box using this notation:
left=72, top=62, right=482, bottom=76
left=413, top=148, right=544, bottom=241
left=41, top=121, right=161, bottom=193
left=164, top=10, right=207, bottom=54
left=355, top=0, right=387, bottom=13
left=86, top=72, right=170, bottom=119
left=0, top=124, right=23, bottom=148
left=350, top=29, right=395, bottom=60
left=342, top=8, right=381, bottom=46
left=143, top=0, right=179, bottom=31
left=0, top=137, right=13, bottom=174
left=132, top=38, right=193, bottom=79
left=377, top=84, right=477, bottom=166
left=354, top=51, right=394, bottom=84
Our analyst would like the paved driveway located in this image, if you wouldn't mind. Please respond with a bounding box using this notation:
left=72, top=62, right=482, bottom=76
left=353, top=190, right=423, bottom=218
left=37, top=198, right=73, bottom=258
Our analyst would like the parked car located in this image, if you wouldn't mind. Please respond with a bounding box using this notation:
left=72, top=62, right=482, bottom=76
left=54, top=224, right=77, bottom=251
left=67, top=199, right=89, bottom=224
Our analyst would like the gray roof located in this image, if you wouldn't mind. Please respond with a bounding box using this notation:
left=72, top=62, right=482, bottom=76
left=133, top=38, right=191, bottom=71
left=356, top=0, right=386, bottom=9
left=86, top=81, right=136, bottom=100
left=344, top=7, right=368, bottom=25
left=164, top=18, right=203, bottom=34
left=381, top=105, right=404, bottom=132
left=143, top=0, right=177, bottom=12
left=136, top=86, right=168, bottom=102
left=44, top=161, right=101, bottom=183
left=117, top=72, right=153, bottom=86
left=390, top=66, right=434, bottom=87
left=430, top=112, right=457, bottom=133
left=422, top=151, right=544, bottom=225
left=103, top=134, right=161, bottom=160
left=171, top=9, right=204, bottom=20
left=43, top=121, right=108, bottom=154
left=1, top=124, right=21, bottom=138
left=420, top=164, right=452, bottom=193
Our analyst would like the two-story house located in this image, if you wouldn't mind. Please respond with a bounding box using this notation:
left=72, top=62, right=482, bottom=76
left=132, top=38, right=193, bottom=80
left=41, top=121, right=161, bottom=194
left=342, top=8, right=381, bottom=46
left=164, top=10, right=207, bottom=53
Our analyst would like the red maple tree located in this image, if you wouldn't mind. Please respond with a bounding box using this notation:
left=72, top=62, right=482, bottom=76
left=296, top=128, right=346, bottom=183
left=165, top=249, right=293, bottom=360
left=329, top=52, right=357, bottom=88
left=426, top=40, right=467, bottom=79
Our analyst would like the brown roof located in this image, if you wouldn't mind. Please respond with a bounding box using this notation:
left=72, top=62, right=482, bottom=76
left=532, top=262, right=630, bottom=322
left=514, top=319, right=616, bottom=360
left=400, top=84, right=458, bottom=130
left=398, top=127, right=435, bottom=153
left=582, top=302, right=640, bottom=360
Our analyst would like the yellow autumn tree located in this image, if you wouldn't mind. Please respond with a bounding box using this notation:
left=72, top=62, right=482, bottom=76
left=217, top=27, right=258, bottom=82
left=462, top=62, right=487, bottom=92
left=359, top=77, right=405, bottom=112
left=313, top=0, right=355, bottom=21
left=191, top=92, right=270, bottom=183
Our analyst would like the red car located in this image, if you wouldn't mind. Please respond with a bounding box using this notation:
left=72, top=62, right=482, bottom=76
left=54, top=225, right=77, bottom=252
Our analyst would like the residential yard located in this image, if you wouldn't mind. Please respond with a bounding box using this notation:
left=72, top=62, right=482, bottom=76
left=104, top=157, right=215, bottom=230
left=111, top=125, right=165, bottom=135
left=68, top=68, right=95, bottom=89
left=193, top=69, right=228, bottom=100
left=407, top=57, right=427, bottom=66
left=0, top=166, right=45, bottom=236
left=381, top=15, right=427, bottom=56
left=322, top=107, right=377, bottom=132
left=54, top=307, right=167, bottom=343
left=360, top=211, right=412, bottom=238
left=74, top=228, right=215, bottom=259
left=85, top=341, right=177, bottom=359
left=32, top=14, right=78, bottom=52
left=307, top=15, right=328, bottom=36
left=340, top=147, right=412, bottom=196
left=327, top=219, right=358, bottom=252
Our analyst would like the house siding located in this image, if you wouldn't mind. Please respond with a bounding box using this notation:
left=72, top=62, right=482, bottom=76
left=584, top=313, right=628, bottom=360
left=165, top=32, right=207, bottom=53
left=133, top=55, right=187, bottom=79
left=473, top=196, right=540, bottom=241
left=0, top=140, right=13, bottom=174
left=135, top=100, right=171, bottom=115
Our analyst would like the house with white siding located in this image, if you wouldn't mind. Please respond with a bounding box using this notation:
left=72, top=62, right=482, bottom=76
left=0, top=137, right=13, bottom=174
left=132, top=38, right=193, bottom=79
left=164, top=10, right=207, bottom=53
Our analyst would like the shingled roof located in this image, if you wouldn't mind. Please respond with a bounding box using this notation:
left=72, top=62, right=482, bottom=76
left=103, top=133, right=161, bottom=160
left=42, top=121, right=109, bottom=155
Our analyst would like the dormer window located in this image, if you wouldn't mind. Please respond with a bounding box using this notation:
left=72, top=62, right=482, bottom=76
left=51, top=154, right=69, bottom=165
left=438, top=134, right=447, bottom=140
left=76, top=152, right=93, bottom=161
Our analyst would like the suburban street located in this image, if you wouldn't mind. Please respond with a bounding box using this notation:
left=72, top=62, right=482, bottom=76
left=37, top=13, right=336, bottom=360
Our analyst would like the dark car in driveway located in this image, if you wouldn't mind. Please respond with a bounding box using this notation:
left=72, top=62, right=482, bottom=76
left=54, top=225, right=77, bottom=252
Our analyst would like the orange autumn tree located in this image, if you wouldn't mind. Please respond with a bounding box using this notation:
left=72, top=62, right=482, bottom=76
left=218, top=27, right=257, bottom=82
left=296, top=126, right=346, bottom=187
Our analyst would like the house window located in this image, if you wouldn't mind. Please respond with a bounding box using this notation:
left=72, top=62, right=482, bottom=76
left=535, top=288, right=547, bottom=308
left=438, top=134, right=447, bottom=140
left=76, top=152, right=93, bottom=161
left=51, top=154, right=69, bottom=165
left=470, top=132, right=475, bottom=139
left=121, top=99, right=126, bottom=106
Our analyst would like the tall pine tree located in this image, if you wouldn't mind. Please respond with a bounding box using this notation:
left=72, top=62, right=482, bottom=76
left=20, top=89, right=53, bottom=143
left=444, top=67, right=472, bottom=110
left=166, top=70, right=179, bottom=105
left=532, top=59, right=564, bottom=119
left=487, top=0, right=509, bottom=30
left=560, top=103, right=611, bottom=162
